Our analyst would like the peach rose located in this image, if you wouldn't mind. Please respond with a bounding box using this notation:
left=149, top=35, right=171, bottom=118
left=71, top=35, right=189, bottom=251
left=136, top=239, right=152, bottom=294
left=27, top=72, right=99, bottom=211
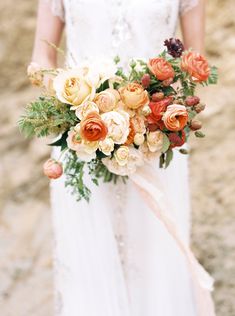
left=80, top=112, right=108, bottom=142
left=43, top=159, right=63, bottom=179
left=181, top=51, right=210, bottom=82
left=162, top=104, right=188, bottom=131
left=94, top=88, right=120, bottom=112
left=130, top=115, right=146, bottom=134
left=53, top=69, right=96, bottom=108
left=119, top=83, right=149, bottom=110
left=148, top=57, right=175, bottom=81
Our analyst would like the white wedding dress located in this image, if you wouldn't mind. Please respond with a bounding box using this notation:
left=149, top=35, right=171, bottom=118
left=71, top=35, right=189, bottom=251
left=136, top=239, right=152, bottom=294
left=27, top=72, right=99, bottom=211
left=47, top=1, right=213, bottom=316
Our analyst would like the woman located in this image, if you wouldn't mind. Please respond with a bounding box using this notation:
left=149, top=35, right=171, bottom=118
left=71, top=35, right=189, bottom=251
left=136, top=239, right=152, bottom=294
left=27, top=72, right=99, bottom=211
left=32, top=1, right=214, bottom=315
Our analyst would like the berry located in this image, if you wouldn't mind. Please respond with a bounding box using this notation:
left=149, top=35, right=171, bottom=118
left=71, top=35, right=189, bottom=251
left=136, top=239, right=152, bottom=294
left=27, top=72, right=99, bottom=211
left=185, top=96, right=200, bottom=107
left=141, top=74, right=151, bottom=88
left=164, top=38, right=185, bottom=58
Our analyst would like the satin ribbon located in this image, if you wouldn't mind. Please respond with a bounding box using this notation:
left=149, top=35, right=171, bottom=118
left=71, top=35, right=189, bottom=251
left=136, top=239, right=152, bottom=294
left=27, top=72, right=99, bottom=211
left=129, top=164, right=216, bottom=316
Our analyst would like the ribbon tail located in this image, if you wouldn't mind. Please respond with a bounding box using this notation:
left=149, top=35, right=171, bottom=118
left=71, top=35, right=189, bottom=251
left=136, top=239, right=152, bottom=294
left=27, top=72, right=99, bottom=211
left=130, top=165, right=216, bottom=316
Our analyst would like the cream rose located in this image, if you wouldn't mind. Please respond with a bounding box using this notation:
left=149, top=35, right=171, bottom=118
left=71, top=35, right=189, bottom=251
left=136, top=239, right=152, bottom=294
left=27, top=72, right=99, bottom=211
left=101, top=110, right=130, bottom=144
left=75, top=101, right=99, bottom=120
left=114, top=146, right=129, bottom=166
left=99, top=138, right=114, bottom=156
left=102, top=147, right=143, bottom=176
left=146, top=130, right=164, bottom=152
left=94, top=88, right=120, bottom=113
left=53, top=69, right=96, bottom=108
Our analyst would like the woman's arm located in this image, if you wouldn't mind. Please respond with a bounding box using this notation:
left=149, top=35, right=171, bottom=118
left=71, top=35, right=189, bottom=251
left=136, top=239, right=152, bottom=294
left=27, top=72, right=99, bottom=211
left=32, top=0, right=64, bottom=68
left=180, top=0, right=205, bottom=54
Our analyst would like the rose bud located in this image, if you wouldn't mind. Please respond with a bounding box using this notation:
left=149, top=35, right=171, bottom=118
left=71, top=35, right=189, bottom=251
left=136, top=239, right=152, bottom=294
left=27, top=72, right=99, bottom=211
left=190, top=120, right=202, bottom=131
left=43, top=159, right=63, bottom=179
left=194, top=103, right=206, bottom=113
left=162, top=77, right=174, bottom=87
left=141, top=74, right=151, bottom=88
left=185, top=96, right=200, bottom=107
left=151, top=92, right=164, bottom=102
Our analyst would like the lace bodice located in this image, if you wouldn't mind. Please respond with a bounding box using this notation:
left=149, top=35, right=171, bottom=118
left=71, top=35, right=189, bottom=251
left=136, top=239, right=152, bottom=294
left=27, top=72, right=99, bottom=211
left=47, top=0, right=199, bottom=67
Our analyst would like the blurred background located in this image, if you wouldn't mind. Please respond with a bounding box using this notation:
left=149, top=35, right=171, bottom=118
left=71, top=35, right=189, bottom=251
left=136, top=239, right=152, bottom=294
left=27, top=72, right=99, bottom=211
left=0, top=0, right=235, bottom=315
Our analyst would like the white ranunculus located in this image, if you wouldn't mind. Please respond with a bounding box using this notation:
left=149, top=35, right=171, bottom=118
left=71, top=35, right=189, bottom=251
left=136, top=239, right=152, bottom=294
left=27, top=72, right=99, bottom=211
left=75, top=101, right=99, bottom=120
left=99, top=138, right=114, bottom=156
left=102, top=147, right=143, bottom=176
left=101, top=110, right=130, bottom=144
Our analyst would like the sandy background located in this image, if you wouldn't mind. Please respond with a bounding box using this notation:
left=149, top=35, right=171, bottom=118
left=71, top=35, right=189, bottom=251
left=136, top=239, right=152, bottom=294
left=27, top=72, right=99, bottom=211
left=0, top=0, right=235, bottom=315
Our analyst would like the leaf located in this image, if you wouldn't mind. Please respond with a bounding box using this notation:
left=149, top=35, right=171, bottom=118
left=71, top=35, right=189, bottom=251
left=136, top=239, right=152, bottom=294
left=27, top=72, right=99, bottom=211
left=179, top=148, right=189, bottom=155
left=48, top=131, right=68, bottom=150
left=162, top=134, right=171, bottom=153
left=165, top=149, right=174, bottom=168
left=206, top=66, right=218, bottom=85
left=159, top=153, right=165, bottom=168
left=195, top=131, right=205, bottom=138
left=187, top=109, right=197, bottom=120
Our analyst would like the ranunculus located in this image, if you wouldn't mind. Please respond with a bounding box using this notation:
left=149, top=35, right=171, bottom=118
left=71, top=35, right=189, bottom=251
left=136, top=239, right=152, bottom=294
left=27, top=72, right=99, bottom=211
left=147, top=97, right=173, bottom=124
left=146, top=130, right=164, bottom=152
left=130, top=115, right=146, bottom=133
left=181, top=51, right=210, bottom=83
left=101, top=110, right=130, bottom=144
left=162, top=104, right=188, bottom=132
left=148, top=57, right=175, bottom=81
left=94, top=88, right=120, bottom=112
left=80, top=112, right=108, bottom=142
left=67, top=127, right=98, bottom=161
left=119, top=83, right=149, bottom=110
left=75, top=101, right=99, bottom=120
left=114, top=146, right=130, bottom=166
left=53, top=69, right=96, bottom=108
left=27, top=62, right=44, bottom=87
left=99, top=138, right=114, bottom=156
left=102, top=147, right=143, bottom=176
left=43, top=159, right=63, bottom=179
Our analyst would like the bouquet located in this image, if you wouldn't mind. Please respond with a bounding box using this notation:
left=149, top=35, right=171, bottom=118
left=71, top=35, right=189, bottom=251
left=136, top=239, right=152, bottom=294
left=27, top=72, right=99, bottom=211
left=19, top=38, right=218, bottom=201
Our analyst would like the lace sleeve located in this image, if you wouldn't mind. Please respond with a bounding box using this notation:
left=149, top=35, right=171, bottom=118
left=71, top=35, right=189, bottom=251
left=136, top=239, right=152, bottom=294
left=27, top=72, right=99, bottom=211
left=179, top=0, right=199, bottom=16
left=44, top=0, right=65, bottom=21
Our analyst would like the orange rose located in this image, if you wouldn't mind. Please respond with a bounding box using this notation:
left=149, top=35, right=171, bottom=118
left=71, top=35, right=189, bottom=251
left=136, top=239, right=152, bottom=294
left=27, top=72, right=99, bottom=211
left=119, top=83, right=149, bottom=110
left=147, top=97, right=173, bottom=124
left=162, top=104, right=188, bottom=132
left=148, top=57, right=175, bottom=81
left=181, top=51, right=210, bottom=82
left=80, top=112, right=108, bottom=142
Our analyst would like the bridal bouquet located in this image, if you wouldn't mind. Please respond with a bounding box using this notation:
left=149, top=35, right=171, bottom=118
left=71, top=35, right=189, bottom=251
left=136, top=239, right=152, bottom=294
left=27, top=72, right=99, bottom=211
left=19, top=38, right=217, bottom=201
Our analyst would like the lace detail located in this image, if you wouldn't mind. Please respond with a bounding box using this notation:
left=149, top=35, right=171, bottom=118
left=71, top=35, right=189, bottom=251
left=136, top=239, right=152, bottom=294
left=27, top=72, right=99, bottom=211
left=180, top=0, right=199, bottom=15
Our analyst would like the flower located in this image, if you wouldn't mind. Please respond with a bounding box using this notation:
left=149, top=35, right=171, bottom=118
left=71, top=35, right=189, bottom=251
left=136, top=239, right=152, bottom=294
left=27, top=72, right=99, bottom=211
left=168, top=131, right=186, bottom=148
left=94, top=88, right=120, bottom=112
left=99, top=138, right=114, bottom=156
left=27, top=62, right=44, bottom=87
left=114, top=146, right=130, bottom=166
left=146, top=130, right=164, bottom=152
left=43, top=159, right=63, bottom=179
left=101, top=110, right=130, bottom=144
left=102, top=147, right=143, bottom=176
left=80, top=112, right=108, bottom=142
left=148, top=57, right=175, bottom=81
left=134, top=133, right=145, bottom=146
left=75, top=101, right=99, bottom=120
left=130, top=115, right=146, bottom=133
left=181, top=51, right=210, bottom=83
left=119, top=83, right=149, bottom=110
left=67, top=126, right=98, bottom=161
left=162, top=104, right=188, bottom=132
left=53, top=69, right=96, bottom=107
left=147, top=97, right=173, bottom=125
left=164, top=38, right=185, bottom=58
left=139, top=142, right=162, bottom=162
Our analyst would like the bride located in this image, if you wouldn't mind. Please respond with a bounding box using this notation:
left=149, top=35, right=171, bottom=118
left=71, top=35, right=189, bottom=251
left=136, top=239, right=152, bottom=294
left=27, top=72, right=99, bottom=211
left=32, top=0, right=215, bottom=315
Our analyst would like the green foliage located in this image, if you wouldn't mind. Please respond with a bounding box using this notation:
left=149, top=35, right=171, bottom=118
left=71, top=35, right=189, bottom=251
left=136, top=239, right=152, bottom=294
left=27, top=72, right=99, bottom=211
left=48, top=131, right=69, bottom=151
left=162, top=134, right=171, bottom=153
left=205, top=66, right=218, bottom=85
left=195, top=131, right=205, bottom=138
left=18, top=96, right=78, bottom=138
